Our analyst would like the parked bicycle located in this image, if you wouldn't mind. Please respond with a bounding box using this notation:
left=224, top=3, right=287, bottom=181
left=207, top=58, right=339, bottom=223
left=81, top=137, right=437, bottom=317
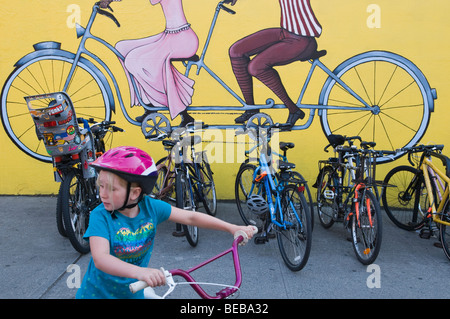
left=314, top=134, right=394, bottom=264
left=26, top=92, right=123, bottom=254
left=381, top=144, right=450, bottom=260
left=149, top=125, right=217, bottom=247
left=130, top=227, right=257, bottom=299
left=235, top=123, right=312, bottom=271
left=1, top=1, right=437, bottom=164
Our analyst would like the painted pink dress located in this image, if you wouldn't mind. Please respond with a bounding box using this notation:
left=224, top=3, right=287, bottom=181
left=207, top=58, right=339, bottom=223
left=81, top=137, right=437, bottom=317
left=115, top=0, right=199, bottom=120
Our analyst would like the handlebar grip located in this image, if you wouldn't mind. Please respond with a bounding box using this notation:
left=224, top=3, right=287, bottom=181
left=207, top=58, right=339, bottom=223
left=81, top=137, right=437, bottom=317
left=129, top=280, right=148, bottom=294
left=220, top=4, right=236, bottom=14
left=234, top=226, right=258, bottom=246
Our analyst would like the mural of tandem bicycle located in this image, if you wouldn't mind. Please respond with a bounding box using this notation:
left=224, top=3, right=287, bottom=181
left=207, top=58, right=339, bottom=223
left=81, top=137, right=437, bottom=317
left=2, top=0, right=449, bottom=268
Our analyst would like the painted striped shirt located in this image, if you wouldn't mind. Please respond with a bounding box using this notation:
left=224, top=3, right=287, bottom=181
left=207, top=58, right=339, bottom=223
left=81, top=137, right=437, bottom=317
left=279, top=0, right=322, bottom=37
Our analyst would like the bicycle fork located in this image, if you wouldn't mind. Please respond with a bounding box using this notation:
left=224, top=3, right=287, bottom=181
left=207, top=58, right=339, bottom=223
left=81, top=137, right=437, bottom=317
left=350, top=184, right=373, bottom=228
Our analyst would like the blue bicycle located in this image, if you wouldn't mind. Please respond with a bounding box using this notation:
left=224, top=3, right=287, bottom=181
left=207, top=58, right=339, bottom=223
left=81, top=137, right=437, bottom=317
left=234, top=124, right=312, bottom=271
left=1, top=1, right=436, bottom=163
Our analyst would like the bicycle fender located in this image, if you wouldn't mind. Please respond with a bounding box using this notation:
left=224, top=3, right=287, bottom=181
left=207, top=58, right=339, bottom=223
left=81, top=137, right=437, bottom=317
left=14, top=41, right=115, bottom=113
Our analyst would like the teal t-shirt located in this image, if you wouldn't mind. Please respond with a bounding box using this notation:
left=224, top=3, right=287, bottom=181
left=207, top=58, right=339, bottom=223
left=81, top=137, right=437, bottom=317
left=76, top=196, right=171, bottom=299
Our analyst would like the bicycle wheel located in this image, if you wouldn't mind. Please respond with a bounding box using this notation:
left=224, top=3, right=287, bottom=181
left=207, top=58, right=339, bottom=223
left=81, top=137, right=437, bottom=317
left=56, top=182, right=67, bottom=237
left=175, top=169, right=198, bottom=247
left=316, top=166, right=337, bottom=228
left=439, top=201, right=450, bottom=261
left=289, top=170, right=315, bottom=230
left=197, top=158, right=217, bottom=216
left=351, top=188, right=382, bottom=265
left=382, top=165, right=427, bottom=230
left=319, top=51, right=434, bottom=163
left=1, top=53, right=112, bottom=162
left=277, top=184, right=312, bottom=271
left=60, top=169, right=97, bottom=254
left=235, top=163, right=262, bottom=227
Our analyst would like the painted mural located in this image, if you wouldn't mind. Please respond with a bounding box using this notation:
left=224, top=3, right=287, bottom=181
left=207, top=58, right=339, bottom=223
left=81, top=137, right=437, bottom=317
left=0, top=0, right=448, bottom=196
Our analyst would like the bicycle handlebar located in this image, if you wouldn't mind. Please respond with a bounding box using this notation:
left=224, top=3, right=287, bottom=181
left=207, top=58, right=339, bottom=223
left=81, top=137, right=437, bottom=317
left=129, top=227, right=257, bottom=299
left=95, top=1, right=121, bottom=27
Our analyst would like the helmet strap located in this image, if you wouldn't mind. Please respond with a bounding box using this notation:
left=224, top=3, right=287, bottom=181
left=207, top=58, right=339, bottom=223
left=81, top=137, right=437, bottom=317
left=117, top=182, right=144, bottom=212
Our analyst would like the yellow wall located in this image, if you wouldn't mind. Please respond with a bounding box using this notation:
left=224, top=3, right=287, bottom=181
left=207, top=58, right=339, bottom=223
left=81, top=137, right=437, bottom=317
left=1, top=0, right=449, bottom=197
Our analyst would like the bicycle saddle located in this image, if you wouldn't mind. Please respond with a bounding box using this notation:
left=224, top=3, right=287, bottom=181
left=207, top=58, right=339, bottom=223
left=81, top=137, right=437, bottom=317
left=171, top=55, right=200, bottom=63
left=279, top=142, right=295, bottom=151
left=299, top=49, right=327, bottom=62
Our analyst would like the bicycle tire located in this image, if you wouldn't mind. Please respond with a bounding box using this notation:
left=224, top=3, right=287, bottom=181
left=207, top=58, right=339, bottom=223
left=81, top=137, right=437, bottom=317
left=235, top=163, right=263, bottom=227
left=277, top=184, right=312, bottom=271
left=351, top=188, right=382, bottom=265
left=319, top=51, right=434, bottom=163
left=289, top=170, right=315, bottom=230
left=439, top=201, right=450, bottom=261
left=382, top=165, right=427, bottom=230
left=60, top=169, right=95, bottom=254
left=1, top=54, right=112, bottom=163
left=316, top=166, right=337, bottom=228
left=56, top=182, right=67, bottom=237
left=175, top=169, right=199, bottom=247
left=197, top=158, right=217, bottom=216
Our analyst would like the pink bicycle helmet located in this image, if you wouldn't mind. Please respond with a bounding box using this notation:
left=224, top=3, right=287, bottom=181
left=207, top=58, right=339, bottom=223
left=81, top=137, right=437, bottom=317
left=90, top=146, right=158, bottom=195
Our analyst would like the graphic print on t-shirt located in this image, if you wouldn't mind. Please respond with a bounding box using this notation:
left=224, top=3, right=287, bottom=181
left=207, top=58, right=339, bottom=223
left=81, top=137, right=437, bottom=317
left=112, top=222, right=155, bottom=264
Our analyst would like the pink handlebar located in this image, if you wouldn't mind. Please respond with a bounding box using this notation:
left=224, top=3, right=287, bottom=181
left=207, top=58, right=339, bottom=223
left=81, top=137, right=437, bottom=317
left=129, top=227, right=256, bottom=299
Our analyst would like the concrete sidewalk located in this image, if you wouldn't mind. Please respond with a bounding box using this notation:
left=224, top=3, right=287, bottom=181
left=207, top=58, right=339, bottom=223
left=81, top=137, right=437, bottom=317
left=0, top=195, right=449, bottom=299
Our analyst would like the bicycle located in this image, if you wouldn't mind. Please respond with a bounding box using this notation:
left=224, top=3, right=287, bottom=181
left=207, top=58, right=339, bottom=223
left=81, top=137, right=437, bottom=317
left=236, top=125, right=314, bottom=229
left=26, top=91, right=123, bottom=254
left=314, top=134, right=393, bottom=264
left=129, top=227, right=257, bottom=299
left=149, top=125, right=217, bottom=247
left=382, top=144, right=445, bottom=231
left=381, top=144, right=450, bottom=260
left=235, top=123, right=312, bottom=271
left=1, top=1, right=437, bottom=164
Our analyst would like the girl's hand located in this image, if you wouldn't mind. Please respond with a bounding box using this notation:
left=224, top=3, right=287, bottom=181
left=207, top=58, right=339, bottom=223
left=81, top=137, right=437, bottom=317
left=233, top=225, right=258, bottom=245
left=136, top=268, right=166, bottom=287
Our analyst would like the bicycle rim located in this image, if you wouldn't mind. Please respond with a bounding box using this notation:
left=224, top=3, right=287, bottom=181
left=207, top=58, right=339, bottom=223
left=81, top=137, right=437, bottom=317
left=194, top=161, right=217, bottom=216
left=235, top=163, right=261, bottom=227
left=319, top=51, right=432, bottom=163
left=176, top=170, right=198, bottom=247
left=316, top=166, right=337, bottom=228
left=439, top=202, right=450, bottom=261
left=1, top=55, right=111, bottom=162
left=277, top=185, right=312, bottom=271
left=351, top=189, right=382, bottom=264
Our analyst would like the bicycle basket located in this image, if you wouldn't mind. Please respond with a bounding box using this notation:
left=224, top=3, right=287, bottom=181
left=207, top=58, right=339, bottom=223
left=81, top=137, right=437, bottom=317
left=25, top=92, right=90, bottom=157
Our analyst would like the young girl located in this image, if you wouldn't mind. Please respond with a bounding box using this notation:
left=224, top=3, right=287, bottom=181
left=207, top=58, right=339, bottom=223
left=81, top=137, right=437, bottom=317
left=75, top=146, right=255, bottom=299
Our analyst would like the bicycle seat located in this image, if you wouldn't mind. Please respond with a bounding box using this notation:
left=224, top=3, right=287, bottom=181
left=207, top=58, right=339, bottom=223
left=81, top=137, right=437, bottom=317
left=279, top=142, right=295, bottom=151
left=278, top=160, right=296, bottom=170
left=299, top=49, right=327, bottom=62
left=171, top=55, right=200, bottom=63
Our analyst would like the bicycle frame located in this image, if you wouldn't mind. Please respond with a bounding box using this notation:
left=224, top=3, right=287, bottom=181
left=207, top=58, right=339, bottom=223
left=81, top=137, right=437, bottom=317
left=420, top=154, right=450, bottom=227
left=252, top=152, right=303, bottom=231
left=64, top=2, right=372, bottom=131
left=130, top=233, right=247, bottom=299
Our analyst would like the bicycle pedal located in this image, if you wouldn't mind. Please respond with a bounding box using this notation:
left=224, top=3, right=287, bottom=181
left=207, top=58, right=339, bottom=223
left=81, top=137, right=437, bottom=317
left=419, top=228, right=431, bottom=239
left=254, top=234, right=269, bottom=245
